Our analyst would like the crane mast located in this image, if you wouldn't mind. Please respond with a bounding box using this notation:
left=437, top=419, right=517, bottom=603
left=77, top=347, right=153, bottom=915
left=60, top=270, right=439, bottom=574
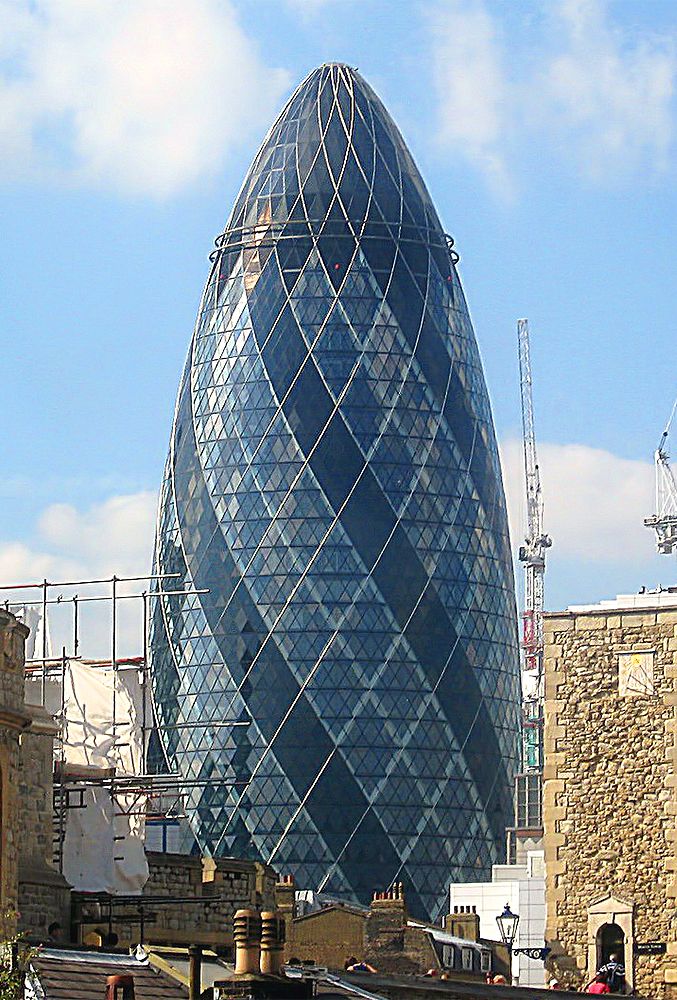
left=645, top=397, right=677, bottom=555
left=508, top=319, right=552, bottom=862
left=517, top=318, right=551, bottom=676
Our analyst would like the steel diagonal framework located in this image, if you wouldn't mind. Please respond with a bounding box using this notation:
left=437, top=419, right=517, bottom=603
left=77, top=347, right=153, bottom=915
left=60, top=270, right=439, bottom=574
left=150, top=63, right=520, bottom=920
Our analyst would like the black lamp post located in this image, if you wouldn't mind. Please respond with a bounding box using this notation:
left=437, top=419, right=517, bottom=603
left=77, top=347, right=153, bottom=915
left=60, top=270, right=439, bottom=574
left=496, top=902, right=520, bottom=953
left=496, top=902, right=551, bottom=963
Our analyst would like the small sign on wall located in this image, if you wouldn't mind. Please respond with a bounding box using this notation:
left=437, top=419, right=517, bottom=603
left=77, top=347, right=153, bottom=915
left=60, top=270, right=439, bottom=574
left=635, top=942, right=666, bottom=956
left=618, top=651, right=655, bottom=698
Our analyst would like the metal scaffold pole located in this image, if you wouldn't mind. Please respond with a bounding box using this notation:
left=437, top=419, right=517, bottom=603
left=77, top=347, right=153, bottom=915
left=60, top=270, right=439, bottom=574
left=0, top=570, right=243, bottom=868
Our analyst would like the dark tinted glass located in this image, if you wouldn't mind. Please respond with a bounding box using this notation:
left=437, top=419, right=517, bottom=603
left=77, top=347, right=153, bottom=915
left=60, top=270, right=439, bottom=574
left=150, top=63, right=519, bottom=922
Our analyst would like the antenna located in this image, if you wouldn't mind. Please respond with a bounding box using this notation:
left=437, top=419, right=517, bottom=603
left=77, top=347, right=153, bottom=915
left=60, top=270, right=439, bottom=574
left=644, top=397, right=677, bottom=555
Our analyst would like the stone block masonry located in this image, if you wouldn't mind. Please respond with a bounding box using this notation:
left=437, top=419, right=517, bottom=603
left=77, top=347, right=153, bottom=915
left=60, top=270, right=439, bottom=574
left=73, top=853, right=277, bottom=950
left=0, top=609, right=31, bottom=935
left=543, top=601, right=677, bottom=998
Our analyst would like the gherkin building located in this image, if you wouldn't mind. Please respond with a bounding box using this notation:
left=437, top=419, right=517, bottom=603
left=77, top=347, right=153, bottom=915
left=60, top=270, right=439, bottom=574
left=150, top=63, right=520, bottom=920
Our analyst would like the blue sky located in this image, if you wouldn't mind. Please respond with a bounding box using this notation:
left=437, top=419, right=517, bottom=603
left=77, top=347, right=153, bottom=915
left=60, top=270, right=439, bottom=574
left=2, top=0, right=677, bottom=620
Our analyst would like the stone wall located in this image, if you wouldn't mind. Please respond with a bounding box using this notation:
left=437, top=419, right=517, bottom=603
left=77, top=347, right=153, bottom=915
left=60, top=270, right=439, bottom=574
left=543, top=605, right=677, bottom=998
left=366, top=894, right=438, bottom=976
left=74, top=853, right=277, bottom=951
left=0, top=609, right=31, bottom=936
left=286, top=905, right=367, bottom=969
left=18, top=704, right=71, bottom=937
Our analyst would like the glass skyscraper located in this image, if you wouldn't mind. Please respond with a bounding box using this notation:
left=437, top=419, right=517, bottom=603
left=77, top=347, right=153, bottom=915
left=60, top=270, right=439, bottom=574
left=150, top=63, right=520, bottom=920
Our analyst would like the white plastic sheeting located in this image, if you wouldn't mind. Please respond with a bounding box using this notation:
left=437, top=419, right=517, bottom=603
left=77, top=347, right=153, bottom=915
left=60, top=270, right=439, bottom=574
left=28, top=659, right=149, bottom=894
left=62, top=660, right=148, bottom=894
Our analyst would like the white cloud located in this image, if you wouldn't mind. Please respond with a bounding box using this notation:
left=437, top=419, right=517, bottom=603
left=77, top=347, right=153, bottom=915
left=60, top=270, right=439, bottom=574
left=37, top=492, right=157, bottom=575
left=500, top=438, right=654, bottom=564
left=430, top=0, right=512, bottom=194
left=430, top=0, right=676, bottom=189
left=0, top=0, right=290, bottom=197
left=0, top=491, right=157, bottom=657
left=545, top=0, right=675, bottom=178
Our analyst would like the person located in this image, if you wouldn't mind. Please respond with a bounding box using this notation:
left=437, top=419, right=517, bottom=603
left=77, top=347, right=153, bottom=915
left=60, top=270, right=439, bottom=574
left=345, top=957, right=378, bottom=974
left=492, top=974, right=508, bottom=985
left=47, top=922, right=62, bottom=942
left=596, top=954, right=626, bottom=994
left=548, top=979, right=564, bottom=990
left=587, top=974, right=611, bottom=994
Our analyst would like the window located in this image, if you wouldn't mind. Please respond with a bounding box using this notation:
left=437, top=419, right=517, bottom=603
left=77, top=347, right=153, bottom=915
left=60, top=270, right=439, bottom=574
left=515, top=772, right=542, bottom=828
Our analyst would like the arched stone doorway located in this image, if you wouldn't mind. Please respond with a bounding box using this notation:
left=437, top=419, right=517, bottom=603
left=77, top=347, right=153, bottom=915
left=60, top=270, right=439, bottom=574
left=587, top=894, right=634, bottom=990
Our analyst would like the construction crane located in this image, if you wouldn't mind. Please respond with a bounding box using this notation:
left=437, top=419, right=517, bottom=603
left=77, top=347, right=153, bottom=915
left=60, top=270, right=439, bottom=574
left=507, top=319, right=552, bottom=859
left=517, top=318, right=552, bottom=679
left=644, top=397, right=677, bottom=555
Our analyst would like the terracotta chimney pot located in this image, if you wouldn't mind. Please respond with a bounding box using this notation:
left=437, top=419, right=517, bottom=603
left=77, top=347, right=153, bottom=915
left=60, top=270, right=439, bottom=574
left=234, top=909, right=262, bottom=975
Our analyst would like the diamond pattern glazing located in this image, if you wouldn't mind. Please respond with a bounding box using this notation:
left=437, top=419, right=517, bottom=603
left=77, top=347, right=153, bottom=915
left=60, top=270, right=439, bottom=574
left=150, top=63, right=520, bottom=921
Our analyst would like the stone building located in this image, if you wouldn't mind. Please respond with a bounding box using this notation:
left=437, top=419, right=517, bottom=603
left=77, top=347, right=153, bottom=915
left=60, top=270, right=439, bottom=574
left=72, top=853, right=277, bottom=950
left=18, top=702, right=72, bottom=937
left=543, top=592, right=677, bottom=997
left=0, top=608, right=70, bottom=938
left=277, top=878, right=498, bottom=980
left=0, top=608, right=31, bottom=932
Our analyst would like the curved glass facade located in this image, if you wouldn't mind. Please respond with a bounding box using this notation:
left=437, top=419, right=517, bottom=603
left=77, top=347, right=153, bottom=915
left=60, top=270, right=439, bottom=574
left=150, top=63, right=520, bottom=920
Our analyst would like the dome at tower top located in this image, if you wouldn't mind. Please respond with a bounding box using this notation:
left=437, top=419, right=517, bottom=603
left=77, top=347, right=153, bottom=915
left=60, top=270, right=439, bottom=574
left=222, top=62, right=444, bottom=261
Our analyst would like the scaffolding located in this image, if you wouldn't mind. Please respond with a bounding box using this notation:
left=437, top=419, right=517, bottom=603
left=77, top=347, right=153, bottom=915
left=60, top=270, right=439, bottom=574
left=0, top=572, right=240, bottom=879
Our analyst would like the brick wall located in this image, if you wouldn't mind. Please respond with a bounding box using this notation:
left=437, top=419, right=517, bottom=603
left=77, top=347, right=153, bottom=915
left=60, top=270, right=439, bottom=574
left=543, top=605, right=677, bottom=998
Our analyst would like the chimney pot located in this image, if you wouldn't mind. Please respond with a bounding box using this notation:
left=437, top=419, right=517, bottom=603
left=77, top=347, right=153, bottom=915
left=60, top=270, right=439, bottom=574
left=105, top=975, right=135, bottom=1000
left=260, top=910, right=285, bottom=976
left=234, top=909, right=262, bottom=975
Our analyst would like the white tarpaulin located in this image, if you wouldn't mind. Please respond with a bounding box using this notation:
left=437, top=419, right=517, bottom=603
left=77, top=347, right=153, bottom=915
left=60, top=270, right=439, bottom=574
left=61, top=660, right=149, bottom=894
left=27, top=660, right=150, bottom=894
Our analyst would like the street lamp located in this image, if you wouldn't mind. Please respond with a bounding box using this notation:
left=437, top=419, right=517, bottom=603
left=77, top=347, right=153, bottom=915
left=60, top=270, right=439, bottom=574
left=496, top=903, right=520, bottom=952
left=496, top=903, right=551, bottom=963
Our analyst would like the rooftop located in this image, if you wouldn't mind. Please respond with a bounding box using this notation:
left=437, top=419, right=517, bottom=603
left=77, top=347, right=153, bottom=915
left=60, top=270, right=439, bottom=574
left=30, top=947, right=188, bottom=1000
left=548, top=586, right=677, bottom=615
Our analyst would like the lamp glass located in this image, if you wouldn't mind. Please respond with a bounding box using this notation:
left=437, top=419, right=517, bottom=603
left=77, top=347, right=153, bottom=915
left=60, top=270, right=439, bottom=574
left=496, top=903, right=520, bottom=948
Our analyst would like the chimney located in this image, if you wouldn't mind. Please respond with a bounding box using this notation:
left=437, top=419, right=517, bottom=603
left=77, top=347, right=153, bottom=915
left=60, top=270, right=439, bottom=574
left=189, top=944, right=203, bottom=1000
left=275, top=874, right=296, bottom=915
left=260, top=911, right=285, bottom=976
left=444, top=905, right=480, bottom=943
left=234, top=908, right=262, bottom=975
left=370, top=882, right=406, bottom=909
left=105, top=975, right=135, bottom=1000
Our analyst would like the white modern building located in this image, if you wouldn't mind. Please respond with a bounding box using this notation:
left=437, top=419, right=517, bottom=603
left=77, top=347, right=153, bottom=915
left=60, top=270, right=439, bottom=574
left=449, top=851, right=546, bottom=986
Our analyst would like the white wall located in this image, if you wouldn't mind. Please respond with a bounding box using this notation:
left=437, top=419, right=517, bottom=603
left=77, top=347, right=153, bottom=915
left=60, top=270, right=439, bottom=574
left=448, top=857, right=546, bottom=987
